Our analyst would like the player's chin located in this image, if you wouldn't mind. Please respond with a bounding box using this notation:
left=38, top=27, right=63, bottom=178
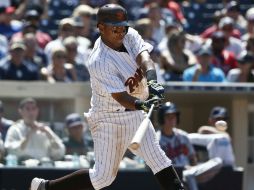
left=115, top=38, right=124, bottom=45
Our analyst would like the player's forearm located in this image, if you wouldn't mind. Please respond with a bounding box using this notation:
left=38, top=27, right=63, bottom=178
left=111, top=91, right=139, bottom=110
left=137, top=50, right=156, bottom=76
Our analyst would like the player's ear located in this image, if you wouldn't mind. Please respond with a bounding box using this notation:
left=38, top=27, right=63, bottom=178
left=97, top=23, right=105, bottom=34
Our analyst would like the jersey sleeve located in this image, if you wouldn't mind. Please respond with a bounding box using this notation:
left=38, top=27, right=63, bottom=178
left=125, top=27, right=153, bottom=59
left=185, top=136, right=196, bottom=157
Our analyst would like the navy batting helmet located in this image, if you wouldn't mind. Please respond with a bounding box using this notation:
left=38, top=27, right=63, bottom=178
left=97, top=4, right=129, bottom=26
left=158, top=102, right=180, bottom=125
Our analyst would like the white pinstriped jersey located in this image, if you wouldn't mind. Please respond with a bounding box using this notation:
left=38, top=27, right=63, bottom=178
left=86, top=27, right=152, bottom=114
left=83, top=27, right=172, bottom=190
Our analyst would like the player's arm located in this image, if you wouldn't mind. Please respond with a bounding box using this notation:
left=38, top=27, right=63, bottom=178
left=136, top=50, right=164, bottom=99
left=111, top=91, right=161, bottom=112
left=136, top=50, right=155, bottom=75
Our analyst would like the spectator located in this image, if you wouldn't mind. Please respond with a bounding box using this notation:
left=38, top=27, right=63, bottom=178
left=22, top=33, right=48, bottom=69
left=11, top=9, right=52, bottom=49
left=133, top=18, right=165, bottom=83
left=224, top=1, right=247, bottom=35
left=71, top=4, right=95, bottom=45
left=11, top=21, right=38, bottom=43
left=159, top=0, right=188, bottom=27
left=14, top=0, right=49, bottom=21
left=146, top=2, right=166, bottom=46
left=24, top=9, right=41, bottom=27
left=134, top=18, right=154, bottom=43
left=71, top=16, right=93, bottom=64
left=227, top=36, right=254, bottom=82
left=45, top=16, right=92, bottom=65
left=184, top=33, right=204, bottom=55
left=72, top=15, right=91, bottom=49
left=157, top=102, right=197, bottom=168
left=0, top=100, right=14, bottom=141
left=200, top=10, right=225, bottom=39
left=40, top=47, right=77, bottom=83
left=218, top=16, right=241, bottom=39
left=241, top=7, right=254, bottom=44
left=4, top=98, right=65, bottom=162
left=164, top=15, right=181, bottom=36
left=63, top=113, right=93, bottom=155
left=218, top=16, right=244, bottom=57
left=183, top=45, right=226, bottom=82
left=63, top=36, right=90, bottom=81
left=227, top=48, right=254, bottom=82
left=0, top=6, right=22, bottom=39
left=158, top=20, right=203, bottom=55
left=160, top=30, right=197, bottom=81
left=13, top=0, right=50, bottom=21
left=23, top=9, right=52, bottom=48
left=157, top=17, right=182, bottom=53
left=210, top=31, right=238, bottom=75
left=0, top=41, right=39, bottom=81
left=44, top=17, right=76, bottom=62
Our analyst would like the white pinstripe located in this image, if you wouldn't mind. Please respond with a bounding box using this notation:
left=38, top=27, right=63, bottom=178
left=85, top=27, right=172, bottom=190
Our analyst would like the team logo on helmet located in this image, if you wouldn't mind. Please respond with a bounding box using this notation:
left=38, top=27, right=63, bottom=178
left=115, top=11, right=126, bottom=21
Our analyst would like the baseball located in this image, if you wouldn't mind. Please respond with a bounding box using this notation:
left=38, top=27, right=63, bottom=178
left=215, top=120, right=228, bottom=131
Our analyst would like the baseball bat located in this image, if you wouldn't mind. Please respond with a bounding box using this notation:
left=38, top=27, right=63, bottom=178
left=130, top=104, right=155, bottom=150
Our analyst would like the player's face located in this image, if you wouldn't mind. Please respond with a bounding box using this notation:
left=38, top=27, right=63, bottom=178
left=164, top=113, right=177, bottom=128
left=99, top=24, right=127, bottom=50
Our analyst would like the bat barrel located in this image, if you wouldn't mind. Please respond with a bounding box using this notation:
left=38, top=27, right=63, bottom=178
left=130, top=104, right=155, bottom=150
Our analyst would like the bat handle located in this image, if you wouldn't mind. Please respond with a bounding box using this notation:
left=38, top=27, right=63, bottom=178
left=147, top=104, right=154, bottom=118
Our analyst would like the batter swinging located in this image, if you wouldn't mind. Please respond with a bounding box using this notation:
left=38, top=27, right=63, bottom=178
left=30, top=4, right=185, bottom=190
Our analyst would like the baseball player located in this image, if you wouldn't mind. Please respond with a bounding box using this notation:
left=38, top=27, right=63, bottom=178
left=157, top=102, right=197, bottom=168
left=30, top=4, right=185, bottom=190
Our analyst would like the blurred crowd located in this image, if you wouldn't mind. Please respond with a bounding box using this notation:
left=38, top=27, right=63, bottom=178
left=0, top=0, right=253, bottom=83
left=0, top=98, right=94, bottom=167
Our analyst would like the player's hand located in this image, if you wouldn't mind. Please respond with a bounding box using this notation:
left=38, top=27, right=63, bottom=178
left=147, top=80, right=164, bottom=99
left=135, top=97, right=162, bottom=112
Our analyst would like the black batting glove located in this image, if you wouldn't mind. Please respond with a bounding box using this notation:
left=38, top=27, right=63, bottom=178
left=147, top=80, right=165, bottom=99
left=135, top=97, right=163, bottom=112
